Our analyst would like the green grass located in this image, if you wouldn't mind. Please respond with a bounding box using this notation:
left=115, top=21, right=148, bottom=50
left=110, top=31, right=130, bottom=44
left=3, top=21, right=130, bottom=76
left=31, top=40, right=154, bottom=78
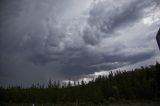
left=108, top=102, right=160, bottom=106
left=1, top=101, right=160, bottom=106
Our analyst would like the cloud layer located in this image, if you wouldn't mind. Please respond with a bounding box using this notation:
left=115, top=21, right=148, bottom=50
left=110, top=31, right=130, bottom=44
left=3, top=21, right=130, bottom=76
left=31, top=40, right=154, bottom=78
left=0, top=0, right=160, bottom=86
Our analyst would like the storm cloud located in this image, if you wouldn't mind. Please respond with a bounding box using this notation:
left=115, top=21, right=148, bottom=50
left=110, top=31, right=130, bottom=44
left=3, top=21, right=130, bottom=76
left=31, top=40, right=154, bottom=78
left=0, top=0, right=160, bottom=86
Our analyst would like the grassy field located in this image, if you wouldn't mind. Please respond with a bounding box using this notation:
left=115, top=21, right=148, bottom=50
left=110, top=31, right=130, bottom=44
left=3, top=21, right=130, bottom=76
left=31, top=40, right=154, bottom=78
left=1, top=101, right=160, bottom=106
left=108, top=102, right=160, bottom=106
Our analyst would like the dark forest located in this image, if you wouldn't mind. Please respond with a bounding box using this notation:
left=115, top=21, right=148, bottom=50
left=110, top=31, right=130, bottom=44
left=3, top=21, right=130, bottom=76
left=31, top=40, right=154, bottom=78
left=0, top=63, right=160, bottom=105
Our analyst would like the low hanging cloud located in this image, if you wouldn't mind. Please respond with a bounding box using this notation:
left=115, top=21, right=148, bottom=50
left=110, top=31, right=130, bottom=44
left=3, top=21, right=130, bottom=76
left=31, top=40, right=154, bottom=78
left=0, top=0, right=160, bottom=86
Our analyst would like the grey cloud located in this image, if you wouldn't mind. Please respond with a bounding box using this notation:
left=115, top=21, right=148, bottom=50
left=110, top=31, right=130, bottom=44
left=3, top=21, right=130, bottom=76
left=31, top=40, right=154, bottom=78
left=83, top=0, right=159, bottom=44
left=0, top=0, right=159, bottom=86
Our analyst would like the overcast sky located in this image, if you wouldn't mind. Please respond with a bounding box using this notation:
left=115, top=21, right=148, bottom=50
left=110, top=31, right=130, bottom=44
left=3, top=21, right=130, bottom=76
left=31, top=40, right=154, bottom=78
left=0, top=0, right=160, bottom=87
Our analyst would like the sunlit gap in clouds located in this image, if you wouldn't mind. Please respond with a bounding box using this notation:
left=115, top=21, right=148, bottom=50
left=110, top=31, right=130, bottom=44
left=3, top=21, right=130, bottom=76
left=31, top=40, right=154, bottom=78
left=143, top=5, right=160, bottom=26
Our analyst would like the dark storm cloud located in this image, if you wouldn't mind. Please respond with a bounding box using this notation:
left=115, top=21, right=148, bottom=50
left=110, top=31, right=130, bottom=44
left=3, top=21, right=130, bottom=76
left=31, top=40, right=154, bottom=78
left=83, top=0, right=159, bottom=44
left=0, top=0, right=160, bottom=86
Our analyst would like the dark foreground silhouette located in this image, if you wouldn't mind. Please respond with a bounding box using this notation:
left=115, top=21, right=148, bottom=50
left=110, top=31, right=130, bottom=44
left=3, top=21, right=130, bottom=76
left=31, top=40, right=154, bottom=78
left=156, top=28, right=160, bottom=49
left=0, top=62, right=160, bottom=106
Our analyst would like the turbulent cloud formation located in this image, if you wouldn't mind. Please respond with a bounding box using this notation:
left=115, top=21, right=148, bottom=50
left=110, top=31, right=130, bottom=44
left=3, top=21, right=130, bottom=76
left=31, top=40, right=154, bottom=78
left=0, top=0, right=160, bottom=86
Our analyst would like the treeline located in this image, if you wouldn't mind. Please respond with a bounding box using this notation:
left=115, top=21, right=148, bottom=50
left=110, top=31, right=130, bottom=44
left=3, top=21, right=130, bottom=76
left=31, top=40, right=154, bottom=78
left=0, top=62, right=160, bottom=104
